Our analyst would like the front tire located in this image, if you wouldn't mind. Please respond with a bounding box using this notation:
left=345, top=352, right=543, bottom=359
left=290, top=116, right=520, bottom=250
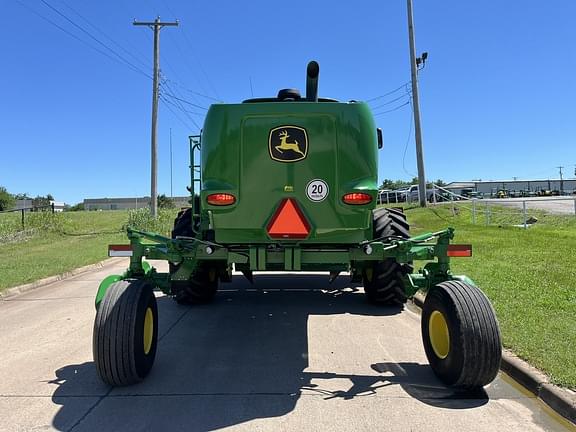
left=93, top=279, right=158, bottom=386
left=421, top=281, right=502, bottom=389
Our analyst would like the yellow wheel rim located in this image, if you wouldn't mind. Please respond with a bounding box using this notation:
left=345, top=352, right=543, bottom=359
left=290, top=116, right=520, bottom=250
left=143, top=307, right=154, bottom=355
left=429, top=310, right=450, bottom=359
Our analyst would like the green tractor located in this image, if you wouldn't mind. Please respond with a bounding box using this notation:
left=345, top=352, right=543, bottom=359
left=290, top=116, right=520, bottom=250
left=93, top=61, right=501, bottom=389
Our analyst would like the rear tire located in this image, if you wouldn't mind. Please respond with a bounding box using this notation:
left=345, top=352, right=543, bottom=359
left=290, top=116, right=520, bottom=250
left=173, top=266, right=218, bottom=304
left=93, top=279, right=158, bottom=386
left=421, top=281, right=502, bottom=389
left=363, top=208, right=411, bottom=305
left=170, top=207, right=218, bottom=304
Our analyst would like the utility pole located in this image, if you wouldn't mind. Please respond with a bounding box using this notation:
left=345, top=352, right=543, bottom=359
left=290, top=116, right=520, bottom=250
left=133, top=17, right=178, bottom=217
left=169, top=127, right=173, bottom=198
left=557, top=166, right=564, bottom=194
left=407, top=0, right=427, bottom=207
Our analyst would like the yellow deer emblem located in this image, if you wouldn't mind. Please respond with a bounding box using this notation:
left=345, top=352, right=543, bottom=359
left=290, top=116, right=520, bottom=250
left=275, top=130, right=305, bottom=157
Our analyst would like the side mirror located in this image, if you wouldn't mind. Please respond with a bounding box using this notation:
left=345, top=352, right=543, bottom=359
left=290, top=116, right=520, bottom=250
left=377, top=128, right=383, bottom=149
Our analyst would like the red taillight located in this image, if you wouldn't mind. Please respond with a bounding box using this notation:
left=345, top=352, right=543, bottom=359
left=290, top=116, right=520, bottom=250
left=267, top=199, right=310, bottom=239
left=447, top=244, right=472, bottom=257
left=207, top=193, right=236, bottom=206
left=342, top=193, right=372, bottom=205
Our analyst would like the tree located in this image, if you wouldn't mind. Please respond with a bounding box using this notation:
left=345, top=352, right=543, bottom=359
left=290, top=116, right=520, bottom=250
left=379, top=179, right=413, bottom=191
left=0, top=186, right=15, bottom=211
left=379, top=179, right=396, bottom=190
left=32, top=194, right=54, bottom=209
left=69, top=202, right=84, bottom=211
left=158, top=194, right=175, bottom=209
left=378, top=178, right=455, bottom=191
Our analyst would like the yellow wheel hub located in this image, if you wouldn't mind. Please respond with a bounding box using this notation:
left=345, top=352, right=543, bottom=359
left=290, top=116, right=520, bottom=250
left=429, top=310, right=450, bottom=359
left=143, top=307, right=154, bottom=355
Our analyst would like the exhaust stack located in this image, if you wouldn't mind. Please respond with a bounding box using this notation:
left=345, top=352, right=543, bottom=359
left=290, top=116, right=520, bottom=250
left=306, top=61, right=319, bottom=102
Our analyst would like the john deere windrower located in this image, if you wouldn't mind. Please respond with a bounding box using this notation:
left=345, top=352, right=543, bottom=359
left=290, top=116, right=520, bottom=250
left=93, top=61, right=501, bottom=389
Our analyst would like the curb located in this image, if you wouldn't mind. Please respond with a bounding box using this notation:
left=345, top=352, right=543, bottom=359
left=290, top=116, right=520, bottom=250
left=0, top=257, right=126, bottom=300
left=412, top=293, right=575, bottom=425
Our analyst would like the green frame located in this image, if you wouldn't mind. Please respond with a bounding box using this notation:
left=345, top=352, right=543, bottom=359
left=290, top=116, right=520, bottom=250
left=95, top=227, right=474, bottom=309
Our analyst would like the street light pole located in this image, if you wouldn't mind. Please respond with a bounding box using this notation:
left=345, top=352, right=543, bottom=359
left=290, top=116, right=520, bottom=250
left=407, top=0, right=427, bottom=207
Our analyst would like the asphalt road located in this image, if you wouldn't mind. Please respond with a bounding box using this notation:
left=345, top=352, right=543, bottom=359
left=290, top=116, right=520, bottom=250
left=0, top=260, right=573, bottom=432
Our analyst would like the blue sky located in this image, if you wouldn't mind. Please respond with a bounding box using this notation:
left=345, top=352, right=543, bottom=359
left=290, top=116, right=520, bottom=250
left=2, top=0, right=575, bottom=204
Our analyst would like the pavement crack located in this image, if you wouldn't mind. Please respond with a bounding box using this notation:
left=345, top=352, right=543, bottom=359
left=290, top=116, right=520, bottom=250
left=68, top=387, right=113, bottom=432
left=158, top=307, right=193, bottom=341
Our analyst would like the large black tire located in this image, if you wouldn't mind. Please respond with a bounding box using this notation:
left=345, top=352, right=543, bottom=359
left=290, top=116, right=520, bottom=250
left=422, top=281, right=502, bottom=389
left=93, top=279, right=158, bottom=386
left=170, top=207, right=218, bottom=304
left=172, top=267, right=218, bottom=305
left=362, top=208, right=411, bottom=304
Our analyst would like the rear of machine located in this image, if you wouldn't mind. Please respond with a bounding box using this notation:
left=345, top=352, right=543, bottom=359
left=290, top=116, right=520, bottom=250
left=200, top=95, right=379, bottom=245
left=92, top=61, right=502, bottom=392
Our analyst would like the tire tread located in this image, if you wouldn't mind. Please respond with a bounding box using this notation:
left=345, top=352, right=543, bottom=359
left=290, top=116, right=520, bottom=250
left=363, top=209, right=411, bottom=305
left=93, top=279, right=157, bottom=386
left=422, top=281, right=501, bottom=388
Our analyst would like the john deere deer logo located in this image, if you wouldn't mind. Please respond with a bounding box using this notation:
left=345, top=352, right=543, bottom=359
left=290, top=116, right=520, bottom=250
left=269, top=126, right=308, bottom=162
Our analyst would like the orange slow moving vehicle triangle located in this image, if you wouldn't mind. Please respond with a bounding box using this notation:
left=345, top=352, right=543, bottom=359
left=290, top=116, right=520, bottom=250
left=267, top=199, right=310, bottom=238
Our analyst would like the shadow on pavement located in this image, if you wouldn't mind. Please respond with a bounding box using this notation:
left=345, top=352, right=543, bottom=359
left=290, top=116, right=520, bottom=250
left=51, top=274, right=488, bottom=431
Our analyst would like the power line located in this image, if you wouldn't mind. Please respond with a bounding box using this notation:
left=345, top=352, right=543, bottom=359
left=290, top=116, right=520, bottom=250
left=160, top=93, right=205, bottom=116
left=158, top=1, right=221, bottom=99
left=38, top=0, right=152, bottom=79
left=373, top=101, right=411, bottom=116
left=365, top=82, right=411, bottom=103
left=15, top=0, right=149, bottom=78
left=164, top=31, right=214, bottom=99
left=177, top=27, right=221, bottom=100
left=141, top=0, right=223, bottom=105
left=160, top=96, right=198, bottom=131
left=160, top=88, right=209, bottom=111
left=402, top=100, right=417, bottom=177
left=371, top=92, right=412, bottom=110
left=160, top=80, right=202, bottom=130
left=163, top=78, right=223, bottom=103
left=58, top=0, right=150, bottom=71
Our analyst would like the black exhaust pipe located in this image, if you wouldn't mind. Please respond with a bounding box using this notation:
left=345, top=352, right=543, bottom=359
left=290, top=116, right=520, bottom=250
left=306, top=61, right=319, bottom=102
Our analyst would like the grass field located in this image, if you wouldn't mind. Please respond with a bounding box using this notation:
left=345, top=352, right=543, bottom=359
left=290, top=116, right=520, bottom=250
left=1, top=206, right=574, bottom=388
left=397, top=203, right=576, bottom=389
left=0, top=209, right=177, bottom=291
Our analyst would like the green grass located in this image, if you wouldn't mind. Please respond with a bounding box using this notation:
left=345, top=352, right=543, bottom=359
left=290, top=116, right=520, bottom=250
left=0, top=209, right=178, bottom=291
left=392, top=203, right=576, bottom=389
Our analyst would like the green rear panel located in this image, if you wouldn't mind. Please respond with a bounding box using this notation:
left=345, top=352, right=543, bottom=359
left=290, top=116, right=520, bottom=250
left=201, top=101, right=378, bottom=244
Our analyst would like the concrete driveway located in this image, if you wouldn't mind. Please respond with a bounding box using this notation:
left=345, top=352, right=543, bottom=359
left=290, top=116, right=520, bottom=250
left=0, top=260, right=572, bottom=432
